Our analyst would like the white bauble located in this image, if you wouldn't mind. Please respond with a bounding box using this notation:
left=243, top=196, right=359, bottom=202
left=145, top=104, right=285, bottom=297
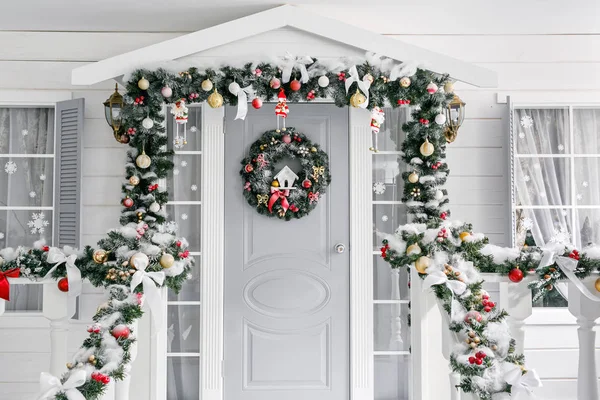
left=228, top=82, right=241, bottom=95
left=142, top=117, right=154, bottom=129
left=129, top=252, right=149, bottom=270
left=149, top=202, right=161, bottom=213
left=435, top=190, right=444, bottom=200
left=201, top=79, right=213, bottom=92
left=318, top=76, right=330, bottom=88
left=138, top=77, right=150, bottom=90
left=161, top=86, right=172, bottom=98
left=435, top=114, right=447, bottom=125
left=427, top=82, right=439, bottom=94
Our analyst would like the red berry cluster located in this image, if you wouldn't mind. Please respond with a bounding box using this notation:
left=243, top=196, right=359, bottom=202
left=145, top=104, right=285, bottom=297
left=431, top=161, right=443, bottom=170
left=419, top=118, right=429, bottom=126
left=134, top=96, right=145, bottom=105
left=380, top=243, right=390, bottom=258
left=437, top=228, right=449, bottom=242
left=481, top=294, right=495, bottom=313
left=87, top=324, right=102, bottom=334
left=253, top=68, right=262, bottom=76
left=188, top=92, right=199, bottom=100
left=468, top=351, right=487, bottom=366
left=397, top=99, right=411, bottom=105
left=289, top=204, right=299, bottom=212
left=91, top=372, right=110, bottom=385
left=440, top=212, right=448, bottom=220
left=127, top=127, right=136, bottom=135
left=42, top=245, right=50, bottom=252
left=176, top=241, right=182, bottom=247
left=569, top=249, right=580, bottom=260
left=337, top=72, right=346, bottom=81
left=292, top=133, right=302, bottom=143
left=179, top=249, right=190, bottom=258
left=148, top=183, right=159, bottom=192
left=306, top=90, right=315, bottom=101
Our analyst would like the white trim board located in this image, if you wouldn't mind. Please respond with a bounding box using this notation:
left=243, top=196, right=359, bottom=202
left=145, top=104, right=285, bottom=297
left=71, top=5, right=497, bottom=88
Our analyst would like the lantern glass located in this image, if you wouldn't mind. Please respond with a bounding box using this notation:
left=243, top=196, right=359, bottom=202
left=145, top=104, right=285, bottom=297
left=103, top=83, right=124, bottom=133
left=444, top=94, right=466, bottom=143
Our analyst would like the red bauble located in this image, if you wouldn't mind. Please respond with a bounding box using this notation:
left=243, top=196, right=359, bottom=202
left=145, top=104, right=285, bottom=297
left=289, top=79, right=301, bottom=91
left=112, top=324, right=131, bottom=339
left=475, top=358, right=483, bottom=365
left=508, top=268, right=524, bottom=283
left=245, top=164, right=254, bottom=173
left=252, top=98, right=263, bottom=109
left=57, top=277, right=69, bottom=292
left=302, top=179, right=312, bottom=189
left=464, top=310, right=482, bottom=324
left=123, top=198, right=134, bottom=208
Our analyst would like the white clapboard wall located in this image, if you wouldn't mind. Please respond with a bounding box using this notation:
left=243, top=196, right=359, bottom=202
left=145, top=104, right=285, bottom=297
left=0, top=3, right=598, bottom=398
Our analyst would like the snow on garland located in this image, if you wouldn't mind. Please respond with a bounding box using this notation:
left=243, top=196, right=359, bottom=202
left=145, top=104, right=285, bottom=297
left=240, top=128, right=330, bottom=220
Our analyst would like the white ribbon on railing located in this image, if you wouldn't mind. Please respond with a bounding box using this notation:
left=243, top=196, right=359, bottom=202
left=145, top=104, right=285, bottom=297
left=235, top=85, right=254, bottom=120
left=541, top=250, right=600, bottom=303
left=344, top=65, right=370, bottom=109
left=37, top=370, right=86, bottom=400
left=502, top=363, right=542, bottom=399
left=281, top=53, right=313, bottom=83
left=44, top=248, right=82, bottom=297
left=130, top=261, right=165, bottom=330
left=423, top=269, right=467, bottom=295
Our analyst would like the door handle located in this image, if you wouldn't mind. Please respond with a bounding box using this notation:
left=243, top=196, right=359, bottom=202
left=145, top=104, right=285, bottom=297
left=334, top=243, right=346, bottom=254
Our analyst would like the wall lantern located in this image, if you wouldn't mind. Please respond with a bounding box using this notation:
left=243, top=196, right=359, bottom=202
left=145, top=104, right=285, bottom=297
left=444, top=94, right=466, bottom=143
left=103, top=84, right=128, bottom=143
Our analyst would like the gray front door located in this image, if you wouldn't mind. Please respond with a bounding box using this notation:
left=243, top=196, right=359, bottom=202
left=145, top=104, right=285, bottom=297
left=224, top=104, right=350, bottom=400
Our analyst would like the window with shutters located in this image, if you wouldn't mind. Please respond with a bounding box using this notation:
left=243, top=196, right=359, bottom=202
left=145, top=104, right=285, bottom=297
left=0, top=107, right=56, bottom=311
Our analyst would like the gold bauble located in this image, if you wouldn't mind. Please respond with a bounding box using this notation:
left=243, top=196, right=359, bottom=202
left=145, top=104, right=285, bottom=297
left=349, top=89, right=367, bottom=108
left=406, top=243, right=421, bottom=255
left=93, top=249, right=108, bottom=264
left=138, top=77, right=149, bottom=90
left=129, top=176, right=140, bottom=186
left=271, top=180, right=280, bottom=187
left=459, top=232, right=471, bottom=241
left=408, top=171, right=419, bottom=184
left=207, top=89, right=223, bottom=108
left=444, top=81, right=455, bottom=93
left=419, top=138, right=435, bottom=157
left=595, top=278, right=600, bottom=292
left=311, top=147, right=317, bottom=153
left=160, top=253, right=175, bottom=269
left=129, top=252, right=149, bottom=270
left=415, top=256, right=430, bottom=274
left=136, top=151, right=151, bottom=169
left=201, top=79, right=213, bottom=92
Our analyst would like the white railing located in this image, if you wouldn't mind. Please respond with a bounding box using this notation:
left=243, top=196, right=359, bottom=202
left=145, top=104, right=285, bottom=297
left=412, top=270, right=600, bottom=400
left=0, top=278, right=145, bottom=400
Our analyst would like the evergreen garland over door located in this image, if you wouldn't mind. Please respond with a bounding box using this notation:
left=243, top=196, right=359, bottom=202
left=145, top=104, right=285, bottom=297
left=223, top=104, right=350, bottom=400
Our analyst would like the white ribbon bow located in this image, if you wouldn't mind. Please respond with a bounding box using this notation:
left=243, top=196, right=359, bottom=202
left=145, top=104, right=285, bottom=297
left=44, top=248, right=81, bottom=297
left=344, top=65, right=370, bottom=109
left=235, top=85, right=254, bottom=120
left=130, top=261, right=165, bottom=330
left=423, top=269, right=467, bottom=295
left=37, top=370, right=86, bottom=400
left=281, top=53, right=313, bottom=84
left=541, top=249, right=600, bottom=303
left=503, top=363, right=542, bottom=399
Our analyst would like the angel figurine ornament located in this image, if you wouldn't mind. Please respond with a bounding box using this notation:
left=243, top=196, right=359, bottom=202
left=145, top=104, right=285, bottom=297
left=275, top=88, right=289, bottom=132
left=171, top=98, right=189, bottom=148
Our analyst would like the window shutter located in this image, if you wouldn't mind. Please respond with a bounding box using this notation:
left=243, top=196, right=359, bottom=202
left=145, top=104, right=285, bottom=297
left=54, top=98, right=84, bottom=248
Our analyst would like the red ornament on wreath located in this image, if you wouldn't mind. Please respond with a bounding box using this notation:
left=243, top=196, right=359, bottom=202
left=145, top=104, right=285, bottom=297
left=245, top=164, right=254, bottom=173
left=252, top=98, right=263, bottom=109
left=57, top=277, right=69, bottom=292
left=123, top=197, right=134, bottom=208
left=508, top=267, right=524, bottom=283
left=302, top=179, right=312, bottom=189
left=289, top=79, right=301, bottom=91
left=112, top=324, right=131, bottom=339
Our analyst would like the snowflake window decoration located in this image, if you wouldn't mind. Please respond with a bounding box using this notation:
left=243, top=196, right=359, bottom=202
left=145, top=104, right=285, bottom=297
left=550, top=227, right=571, bottom=245
left=181, top=213, right=188, bottom=220
left=521, top=217, right=534, bottom=230
left=577, top=193, right=583, bottom=201
left=21, top=129, right=28, bottom=136
left=173, top=139, right=184, bottom=149
left=27, top=212, right=49, bottom=234
left=381, top=215, right=389, bottom=222
left=190, top=126, right=198, bottom=133
left=583, top=181, right=589, bottom=188
left=29, top=191, right=36, bottom=198
left=4, top=161, right=17, bottom=175
left=558, top=144, right=564, bottom=152
left=40, top=174, right=46, bottom=181
left=520, top=115, right=534, bottom=129
left=0, top=232, right=4, bottom=240
left=173, top=168, right=180, bottom=176
left=181, top=161, right=188, bottom=167
left=373, top=182, right=386, bottom=195
left=522, top=175, right=531, bottom=183
left=518, top=132, right=525, bottom=139
left=190, top=185, right=198, bottom=191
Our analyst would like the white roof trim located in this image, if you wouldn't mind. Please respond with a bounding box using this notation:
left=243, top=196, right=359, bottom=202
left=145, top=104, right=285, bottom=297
left=71, top=5, right=497, bottom=88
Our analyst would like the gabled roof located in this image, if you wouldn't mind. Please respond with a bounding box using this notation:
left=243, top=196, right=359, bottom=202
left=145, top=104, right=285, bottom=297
left=71, top=5, right=497, bottom=88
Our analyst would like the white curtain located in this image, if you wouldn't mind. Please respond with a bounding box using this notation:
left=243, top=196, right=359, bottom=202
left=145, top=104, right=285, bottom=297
left=0, top=108, right=54, bottom=311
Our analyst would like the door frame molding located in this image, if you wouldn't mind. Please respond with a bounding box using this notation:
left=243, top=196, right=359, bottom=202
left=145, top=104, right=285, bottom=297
left=200, top=105, right=374, bottom=400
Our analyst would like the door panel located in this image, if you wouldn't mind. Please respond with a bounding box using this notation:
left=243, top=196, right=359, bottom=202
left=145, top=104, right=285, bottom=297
left=224, top=104, right=350, bottom=400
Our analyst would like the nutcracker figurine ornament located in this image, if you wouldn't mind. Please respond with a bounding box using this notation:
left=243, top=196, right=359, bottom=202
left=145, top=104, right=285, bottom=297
left=274, top=88, right=289, bottom=132
left=369, top=106, right=385, bottom=152
left=171, top=98, right=189, bottom=147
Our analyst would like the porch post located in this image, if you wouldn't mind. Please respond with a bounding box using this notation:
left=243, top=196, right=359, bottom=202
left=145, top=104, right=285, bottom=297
left=349, top=108, right=373, bottom=400
left=201, top=104, right=225, bottom=400
left=42, top=281, right=76, bottom=377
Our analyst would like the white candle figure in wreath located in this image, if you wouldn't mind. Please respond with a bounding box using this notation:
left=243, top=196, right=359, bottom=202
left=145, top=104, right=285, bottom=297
left=171, top=98, right=189, bottom=147
left=275, top=88, right=289, bottom=132
left=369, top=106, right=385, bottom=152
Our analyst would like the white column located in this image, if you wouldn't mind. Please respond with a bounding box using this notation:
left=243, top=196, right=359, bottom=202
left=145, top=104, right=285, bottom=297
left=349, top=108, right=374, bottom=400
left=389, top=269, right=402, bottom=349
left=567, top=277, right=600, bottom=400
left=150, top=287, right=168, bottom=400
left=0, top=298, right=5, bottom=316
left=115, top=319, right=140, bottom=400
left=42, top=281, right=76, bottom=377
left=497, top=279, right=533, bottom=355
left=438, top=307, right=461, bottom=400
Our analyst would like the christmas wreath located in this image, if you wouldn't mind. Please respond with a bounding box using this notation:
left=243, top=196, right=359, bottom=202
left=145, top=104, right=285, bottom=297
left=240, top=127, right=330, bottom=220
